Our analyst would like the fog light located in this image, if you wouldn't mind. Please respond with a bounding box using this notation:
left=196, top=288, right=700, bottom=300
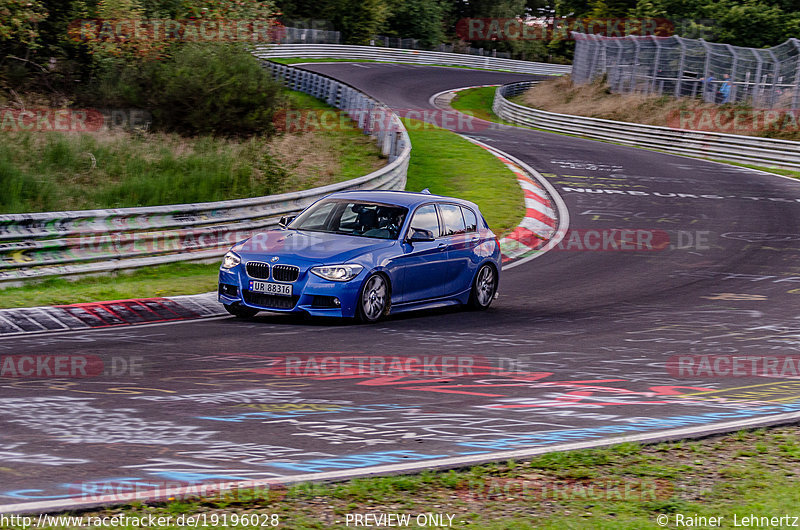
left=311, top=295, right=341, bottom=308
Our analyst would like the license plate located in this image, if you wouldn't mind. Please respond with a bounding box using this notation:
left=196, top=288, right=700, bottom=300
left=249, top=281, right=292, bottom=296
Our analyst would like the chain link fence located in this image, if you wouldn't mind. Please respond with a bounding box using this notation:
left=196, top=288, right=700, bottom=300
left=572, top=33, right=800, bottom=109
left=277, top=27, right=341, bottom=44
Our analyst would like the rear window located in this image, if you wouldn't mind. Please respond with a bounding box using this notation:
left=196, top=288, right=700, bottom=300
left=439, top=204, right=467, bottom=236
left=462, top=207, right=478, bottom=232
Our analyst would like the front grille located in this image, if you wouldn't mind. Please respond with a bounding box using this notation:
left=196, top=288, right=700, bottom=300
left=246, top=261, right=270, bottom=279
left=242, top=290, right=299, bottom=310
left=272, top=264, right=300, bottom=282
left=218, top=284, right=238, bottom=297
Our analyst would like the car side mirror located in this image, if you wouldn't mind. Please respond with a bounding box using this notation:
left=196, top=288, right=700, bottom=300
left=407, top=228, right=435, bottom=243
left=279, top=215, right=295, bottom=228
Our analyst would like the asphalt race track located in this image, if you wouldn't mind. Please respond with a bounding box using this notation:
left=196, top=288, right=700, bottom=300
left=2, top=64, right=800, bottom=512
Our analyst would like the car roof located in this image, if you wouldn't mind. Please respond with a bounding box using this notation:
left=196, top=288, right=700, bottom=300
left=324, top=190, right=480, bottom=211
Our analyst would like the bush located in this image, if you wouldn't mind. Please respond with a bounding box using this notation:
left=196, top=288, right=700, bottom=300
left=90, top=44, right=283, bottom=136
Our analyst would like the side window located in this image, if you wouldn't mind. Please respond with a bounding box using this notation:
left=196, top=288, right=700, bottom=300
left=339, top=206, right=359, bottom=227
left=409, top=204, right=440, bottom=238
left=462, top=207, right=478, bottom=232
left=440, top=203, right=466, bottom=236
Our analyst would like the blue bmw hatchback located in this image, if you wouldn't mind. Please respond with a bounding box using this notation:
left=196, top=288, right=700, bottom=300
left=218, top=190, right=501, bottom=322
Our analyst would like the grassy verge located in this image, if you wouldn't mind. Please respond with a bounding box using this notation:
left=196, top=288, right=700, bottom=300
left=267, top=57, right=517, bottom=72
left=402, top=117, right=524, bottom=233
left=0, top=91, right=383, bottom=213
left=0, top=116, right=525, bottom=308
left=0, top=263, right=221, bottom=308
left=268, top=58, right=385, bottom=65
left=450, top=86, right=506, bottom=124
left=712, top=160, right=800, bottom=180
left=31, top=425, right=800, bottom=529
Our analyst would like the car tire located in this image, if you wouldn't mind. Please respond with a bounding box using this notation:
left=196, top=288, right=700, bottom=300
left=357, top=273, right=390, bottom=323
left=224, top=303, right=260, bottom=318
left=468, top=263, right=497, bottom=310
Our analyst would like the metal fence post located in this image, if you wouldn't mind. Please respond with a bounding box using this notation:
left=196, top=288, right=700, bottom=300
left=630, top=36, right=640, bottom=93
left=754, top=54, right=764, bottom=106
left=700, top=39, right=713, bottom=102
left=765, top=47, right=780, bottom=108
left=726, top=43, right=739, bottom=104
left=793, top=39, right=800, bottom=110
left=674, top=37, right=686, bottom=97
left=649, top=36, right=661, bottom=95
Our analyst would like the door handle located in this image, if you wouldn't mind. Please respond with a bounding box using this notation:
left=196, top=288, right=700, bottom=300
left=437, top=243, right=447, bottom=251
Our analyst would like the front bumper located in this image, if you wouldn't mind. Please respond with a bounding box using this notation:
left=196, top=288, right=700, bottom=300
left=218, top=264, right=365, bottom=318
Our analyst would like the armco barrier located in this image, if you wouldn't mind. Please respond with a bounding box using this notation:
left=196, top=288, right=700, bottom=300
left=0, top=64, right=410, bottom=285
left=493, top=81, right=800, bottom=170
left=253, top=44, right=571, bottom=75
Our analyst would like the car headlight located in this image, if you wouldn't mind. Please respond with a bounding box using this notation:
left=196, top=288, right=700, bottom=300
left=221, top=251, right=241, bottom=270
left=310, top=264, right=364, bottom=282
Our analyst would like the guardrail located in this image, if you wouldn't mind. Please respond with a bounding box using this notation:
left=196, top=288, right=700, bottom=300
left=253, top=44, right=572, bottom=75
left=493, top=81, right=800, bottom=170
left=0, top=64, right=411, bottom=285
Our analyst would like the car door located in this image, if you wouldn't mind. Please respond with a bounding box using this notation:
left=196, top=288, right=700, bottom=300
left=394, top=204, right=449, bottom=303
left=439, top=203, right=480, bottom=296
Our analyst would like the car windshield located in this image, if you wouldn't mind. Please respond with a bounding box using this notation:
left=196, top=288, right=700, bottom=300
left=289, top=199, right=408, bottom=240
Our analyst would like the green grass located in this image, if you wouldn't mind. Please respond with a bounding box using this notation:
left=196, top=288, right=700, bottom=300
left=710, top=159, right=800, bottom=179
left=403, top=117, right=524, bottom=234
left=32, top=425, right=800, bottom=529
left=0, top=91, right=382, bottom=213
left=268, top=57, right=387, bottom=65
left=450, top=86, right=505, bottom=123
left=267, top=57, right=518, bottom=72
left=0, top=262, right=221, bottom=308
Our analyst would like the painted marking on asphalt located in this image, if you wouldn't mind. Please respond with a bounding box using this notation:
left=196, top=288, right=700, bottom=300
left=5, top=409, right=800, bottom=516
left=679, top=381, right=800, bottom=403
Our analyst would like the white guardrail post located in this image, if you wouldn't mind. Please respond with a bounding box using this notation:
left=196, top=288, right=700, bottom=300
left=0, top=62, right=411, bottom=285
left=493, top=81, right=800, bottom=170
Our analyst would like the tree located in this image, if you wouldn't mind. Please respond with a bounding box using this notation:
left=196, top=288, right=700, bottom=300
left=325, top=0, right=389, bottom=44
left=277, top=0, right=388, bottom=44
left=384, top=0, right=446, bottom=48
left=0, top=0, right=49, bottom=61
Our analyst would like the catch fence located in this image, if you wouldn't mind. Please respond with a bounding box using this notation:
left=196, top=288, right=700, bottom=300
left=572, top=33, right=800, bottom=109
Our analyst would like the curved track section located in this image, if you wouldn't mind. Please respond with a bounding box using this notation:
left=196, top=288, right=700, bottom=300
left=2, top=64, right=800, bottom=513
